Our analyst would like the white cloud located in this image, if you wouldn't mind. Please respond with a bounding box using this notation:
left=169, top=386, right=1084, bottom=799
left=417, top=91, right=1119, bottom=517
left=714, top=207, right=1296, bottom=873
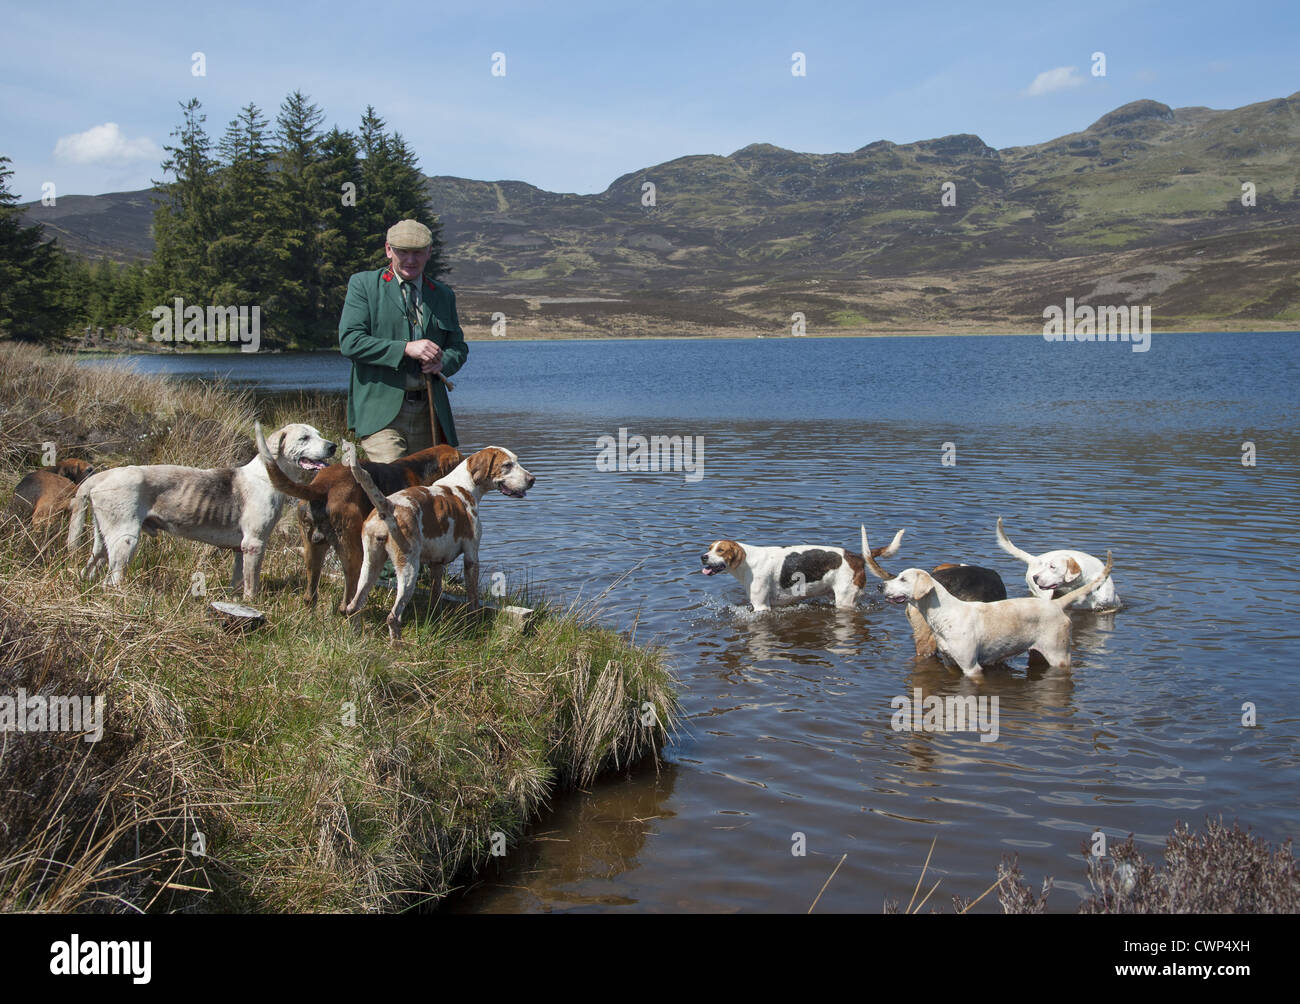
left=53, top=123, right=158, bottom=165
left=1025, top=66, right=1085, bottom=97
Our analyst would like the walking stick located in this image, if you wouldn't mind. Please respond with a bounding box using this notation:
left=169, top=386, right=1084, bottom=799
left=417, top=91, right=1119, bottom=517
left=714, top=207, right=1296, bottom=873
left=425, top=371, right=453, bottom=445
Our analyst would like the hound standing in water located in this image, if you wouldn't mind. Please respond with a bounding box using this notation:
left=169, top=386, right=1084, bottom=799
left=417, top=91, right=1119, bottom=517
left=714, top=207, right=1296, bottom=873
left=996, top=517, right=1120, bottom=610
left=860, top=526, right=1008, bottom=657
left=700, top=529, right=906, bottom=611
left=879, top=550, right=1114, bottom=676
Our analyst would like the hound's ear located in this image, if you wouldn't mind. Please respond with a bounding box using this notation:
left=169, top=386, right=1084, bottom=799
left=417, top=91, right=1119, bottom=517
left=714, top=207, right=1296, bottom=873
left=911, top=571, right=935, bottom=601
left=719, top=540, right=745, bottom=568
left=467, top=448, right=500, bottom=485
left=1066, top=557, right=1082, bottom=578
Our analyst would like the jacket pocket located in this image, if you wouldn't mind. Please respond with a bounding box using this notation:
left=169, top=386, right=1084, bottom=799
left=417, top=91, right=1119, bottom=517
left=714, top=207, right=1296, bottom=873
left=431, top=317, right=457, bottom=344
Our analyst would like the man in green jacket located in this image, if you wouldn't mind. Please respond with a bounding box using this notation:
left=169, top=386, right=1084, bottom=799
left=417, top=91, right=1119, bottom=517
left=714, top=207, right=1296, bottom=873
left=339, top=219, right=468, bottom=462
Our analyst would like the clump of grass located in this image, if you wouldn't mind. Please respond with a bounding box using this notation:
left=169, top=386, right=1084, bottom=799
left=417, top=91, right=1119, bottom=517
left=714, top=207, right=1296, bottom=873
left=889, top=820, right=1300, bottom=914
left=0, top=592, right=219, bottom=912
left=0, top=342, right=678, bottom=912
left=1075, top=820, right=1300, bottom=914
left=0, top=343, right=256, bottom=471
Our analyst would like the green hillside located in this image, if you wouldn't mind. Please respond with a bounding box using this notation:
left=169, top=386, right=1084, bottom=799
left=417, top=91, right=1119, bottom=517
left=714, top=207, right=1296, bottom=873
left=21, top=92, right=1300, bottom=336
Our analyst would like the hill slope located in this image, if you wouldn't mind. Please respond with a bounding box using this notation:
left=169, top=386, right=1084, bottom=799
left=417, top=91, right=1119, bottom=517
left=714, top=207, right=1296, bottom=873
left=21, top=92, right=1300, bottom=335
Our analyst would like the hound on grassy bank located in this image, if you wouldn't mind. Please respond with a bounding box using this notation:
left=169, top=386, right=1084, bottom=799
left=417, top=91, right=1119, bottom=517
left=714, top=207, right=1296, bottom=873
left=9, top=458, right=96, bottom=543
left=255, top=422, right=461, bottom=613
left=344, top=444, right=535, bottom=640
left=68, top=424, right=334, bottom=597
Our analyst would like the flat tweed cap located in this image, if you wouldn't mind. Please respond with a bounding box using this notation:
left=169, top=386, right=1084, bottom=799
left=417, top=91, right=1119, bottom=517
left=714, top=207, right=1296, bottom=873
left=386, top=219, right=432, bottom=249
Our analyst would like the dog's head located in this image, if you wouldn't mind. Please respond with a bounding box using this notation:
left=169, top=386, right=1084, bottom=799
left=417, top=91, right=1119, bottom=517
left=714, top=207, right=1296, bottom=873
left=881, top=568, right=935, bottom=605
left=260, top=422, right=336, bottom=485
left=51, top=458, right=95, bottom=483
left=1031, top=554, right=1083, bottom=592
left=465, top=446, right=534, bottom=498
left=701, top=540, right=745, bottom=576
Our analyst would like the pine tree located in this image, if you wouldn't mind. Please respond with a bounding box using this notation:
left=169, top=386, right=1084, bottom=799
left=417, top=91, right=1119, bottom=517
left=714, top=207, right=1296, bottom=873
left=87, top=258, right=115, bottom=327
left=108, top=259, right=148, bottom=332
left=316, top=126, right=368, bottom=338
left=56, top=253, right=92, bottom=332
left=0, top=156, right=67, bottom=341
left=357, top=105, right=392, bottom=256
left=211, top=102, right=275, bottom=344
left=270, top=91, right=326, bottom=344
left=143, top=99, right=446, bottom=348
left=355, top=107, right=446, bottom=278
left=383, top=132, right=446, bottom=279
left=152, top=99, right=220, bottom=310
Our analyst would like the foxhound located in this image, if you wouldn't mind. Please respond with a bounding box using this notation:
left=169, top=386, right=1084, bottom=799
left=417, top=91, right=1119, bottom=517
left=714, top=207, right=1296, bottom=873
left=68, top=423, right=334, bottom=597
left=9, top=459, right=96, bottom=541
left=700, top=529, right=906, bottom=612
left=255, top=424, right=462, bottom=612
left=344, top=444, right=535, bottom=640
left=879, top=547, right=1114, bottom=676
left=996, top=517, right=1119, bottom=610
left=860, top=527, right=1007, bottom=657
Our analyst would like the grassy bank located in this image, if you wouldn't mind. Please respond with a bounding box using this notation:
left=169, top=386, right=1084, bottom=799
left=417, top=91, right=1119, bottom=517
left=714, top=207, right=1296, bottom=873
left=0, top=343, right=677, bottom=912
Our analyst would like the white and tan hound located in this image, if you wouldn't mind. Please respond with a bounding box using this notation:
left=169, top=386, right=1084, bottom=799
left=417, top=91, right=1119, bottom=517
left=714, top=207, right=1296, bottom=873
left=345, top=445, right=535, bottom=640
left=68, top=423, right=334, bottom=597
left=860, top=527, right=1007, bottom=657
left=880, top=549, right=1114, bottom=676
left=701, top=529, right=905, bottom=612
left=996, top=517, right=1119, bottom=610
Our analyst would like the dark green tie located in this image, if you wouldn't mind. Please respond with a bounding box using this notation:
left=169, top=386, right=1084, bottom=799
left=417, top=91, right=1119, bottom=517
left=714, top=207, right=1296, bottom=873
left=401, top=280, right=421, bottom=336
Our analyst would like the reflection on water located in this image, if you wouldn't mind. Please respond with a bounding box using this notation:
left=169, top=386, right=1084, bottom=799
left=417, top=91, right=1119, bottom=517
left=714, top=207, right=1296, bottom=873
left=85, top=333, right=1300, bottom=912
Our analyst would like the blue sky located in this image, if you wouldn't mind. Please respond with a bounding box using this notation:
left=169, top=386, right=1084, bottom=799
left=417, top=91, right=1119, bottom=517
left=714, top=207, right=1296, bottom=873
left=2, top=0, right=1296, bottom=201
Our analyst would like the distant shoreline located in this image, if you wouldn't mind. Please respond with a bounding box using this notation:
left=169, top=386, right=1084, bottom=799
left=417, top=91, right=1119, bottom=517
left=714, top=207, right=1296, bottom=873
left=62, top=324, right=1300, bottom=356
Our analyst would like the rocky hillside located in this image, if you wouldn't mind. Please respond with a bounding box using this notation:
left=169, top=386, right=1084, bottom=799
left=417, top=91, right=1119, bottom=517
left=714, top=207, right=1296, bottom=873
left=22, top=92, right=1300, bottom=335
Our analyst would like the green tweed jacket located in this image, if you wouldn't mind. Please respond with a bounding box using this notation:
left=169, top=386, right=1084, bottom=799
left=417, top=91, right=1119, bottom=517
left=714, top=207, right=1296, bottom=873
left=338, top=266, right=468, bottom=444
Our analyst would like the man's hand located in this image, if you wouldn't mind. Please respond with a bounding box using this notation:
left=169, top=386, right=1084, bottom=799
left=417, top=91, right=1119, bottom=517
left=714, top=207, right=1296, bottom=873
left=403, top=339, right=443, bottom=366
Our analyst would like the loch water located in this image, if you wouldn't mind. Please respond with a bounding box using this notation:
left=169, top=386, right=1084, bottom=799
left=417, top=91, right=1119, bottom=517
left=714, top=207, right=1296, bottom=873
left=88, top=332, right=1300, bottom=912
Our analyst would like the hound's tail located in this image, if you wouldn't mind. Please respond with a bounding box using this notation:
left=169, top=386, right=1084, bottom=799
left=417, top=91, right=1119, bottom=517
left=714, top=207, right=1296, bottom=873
left=1054, top=551, right=1114, bottom=609
left=860, top=525, right=898, bottom=581
left=873, top=528, right=905, bottom=559
left=255, top=421, right=325, bottom=502
left=67, top=479, right=94, bottom=551
left=995, top=516, right=1037, bottom=564
left=344, top=443, right=396, bottom=530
